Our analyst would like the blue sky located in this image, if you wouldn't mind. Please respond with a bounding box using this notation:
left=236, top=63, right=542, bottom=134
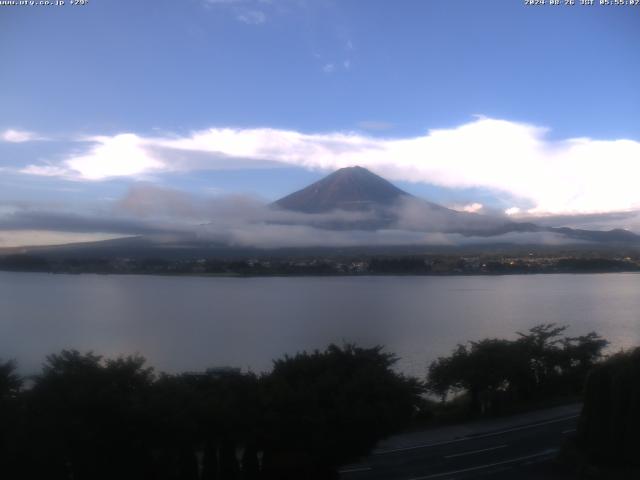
left=1, top=0, right=640, bottom=245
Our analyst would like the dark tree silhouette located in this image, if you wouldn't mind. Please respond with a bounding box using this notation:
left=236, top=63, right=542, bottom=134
left=0, top=359, right=21, bottom=400
left=577, top=348, right=640, bottom=469
left=427, top=324, right=608, bottom=415
left=2, top=332, right=609, bottom=480
left=427, top=339, right=529, bottom=414
left=0, top=360, right=22, bottom=475
left=148, top=368, right=260, bottom=480
left=24, top=350, right=155, bottom=480
left=260, top=344, right=424, bottom=479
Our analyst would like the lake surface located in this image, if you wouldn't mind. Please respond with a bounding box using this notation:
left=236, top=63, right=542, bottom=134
left=1, top=271, right=639, bottom=376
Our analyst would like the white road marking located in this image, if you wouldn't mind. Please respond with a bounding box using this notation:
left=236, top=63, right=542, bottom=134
left=562, top=428, right=576, bottom=434
left=375, top=415, right=578, bottom=455
left=444, top=444, right=507, bottom=459
left=408, top=448, right=559, bottom=480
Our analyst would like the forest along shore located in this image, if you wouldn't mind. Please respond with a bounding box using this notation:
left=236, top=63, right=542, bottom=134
left=1, top=252, right=639, bottom=276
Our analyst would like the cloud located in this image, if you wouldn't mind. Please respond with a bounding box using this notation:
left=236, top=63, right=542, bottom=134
left=0, top=231, right=124, bottom=248
left=0, top=182, right=603, bottom=249
left=522, top=210, right=640, bottom=233
left=1, top=129, right=44, bottom=143
left=0, top=210, right=176, bottom=236
left=20, top=164, right=71, bottom=177
left=322, top=60, right=351, bottom=73
left=19, top=117, right=640, bottom=215
left=505, top=207, right=521, bottom=216
left=451, top=203, right=484, bottom=214
left=236, top=9, right=266, bottom=24
left=202, top=0, right=269, bottom=25
left=116, top=184, right=202, bottom=219
left=193, top=220, right=581, bottom=249
left=322, top=63, right=335, bottom=73
left=116, top=184, right=377, bottom=228
left=391, top=197, right=516, bottom=236
left=20, top=134, right=164, bottom=180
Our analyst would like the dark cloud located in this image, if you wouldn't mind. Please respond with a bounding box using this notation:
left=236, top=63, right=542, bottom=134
left=0, top=185, right=626, bottom=250
left=524, top=211, right=640, bottom=230
left=0, top=210, right=177, bottom=236
left=116, top=183, right=378, bottom=226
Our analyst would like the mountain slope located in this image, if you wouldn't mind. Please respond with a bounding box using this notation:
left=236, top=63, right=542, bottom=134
left=274, top=166, right=412, bottom=213
left=4, top=167, right=638, bottom=259
left=274, top=166, right=640, bottom=243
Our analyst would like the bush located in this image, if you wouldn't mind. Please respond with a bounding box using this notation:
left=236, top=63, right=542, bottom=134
left=578, top=348, right=640, bottom=468
left=0, top=344, right=425, bottom=480
left=427, top=324, right=608, bottom=416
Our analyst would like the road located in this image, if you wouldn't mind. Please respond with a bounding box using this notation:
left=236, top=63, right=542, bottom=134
left=339, top=407, right=580, bottom=480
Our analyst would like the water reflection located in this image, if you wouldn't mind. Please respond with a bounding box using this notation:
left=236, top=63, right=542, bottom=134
left=1, top=272, right=639, bottom=375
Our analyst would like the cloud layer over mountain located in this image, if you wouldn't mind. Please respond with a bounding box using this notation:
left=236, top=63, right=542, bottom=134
left=17, top=117, right=640, bottom=216
left=0, top=184, right=593, bottom=249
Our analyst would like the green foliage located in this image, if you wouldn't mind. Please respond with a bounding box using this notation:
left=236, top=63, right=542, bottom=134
left=0, top=344, right=424, bottom=479
left=427, top=324, right=608, bottom=415
left=261, top=344, right=424, bottom=474
left=148, top=370, right=260, bottom=480
left=24, top=351, right=156, bottom=480
left=0, top=332, right=613, bottom=478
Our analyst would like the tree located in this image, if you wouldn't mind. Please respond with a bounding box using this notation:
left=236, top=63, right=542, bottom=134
left=0, top=360, right=21, bottom=401
left=0, top=360, right=22, bottom=476
left=559, top=332, right=609, bottom=387
left=149, top=369, right=261, bottom=480
left=577, top=348, right=640, bottom=468
left=25, top=350, right=155, bottom=480
left=260, top=344, right=424, bottom=479
left=427, top=339, right=528, bottom=415
left=427, top=324, right=609, bottom=416
left=516, top=323, right=568, bottom=392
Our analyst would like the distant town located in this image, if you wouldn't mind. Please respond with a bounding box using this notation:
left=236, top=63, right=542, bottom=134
left=1, top=251, right=639, bottom=276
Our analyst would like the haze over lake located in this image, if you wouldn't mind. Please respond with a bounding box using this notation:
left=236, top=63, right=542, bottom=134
left=2, top=271, right=639, bottom=376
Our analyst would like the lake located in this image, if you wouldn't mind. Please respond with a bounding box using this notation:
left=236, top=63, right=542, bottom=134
left=1, top=271, right=639, bottom=376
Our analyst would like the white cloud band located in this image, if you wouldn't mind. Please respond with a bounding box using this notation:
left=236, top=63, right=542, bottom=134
left=19, top=117, right=640, bottom=215
left=1, top=128, right=43, bottom=143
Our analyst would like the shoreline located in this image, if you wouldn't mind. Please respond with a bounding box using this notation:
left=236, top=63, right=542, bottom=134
left=1, top=268, right=639, bottom=278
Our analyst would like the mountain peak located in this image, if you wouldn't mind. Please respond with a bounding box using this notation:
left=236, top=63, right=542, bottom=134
left=274, top=166, right=411, bottom=213
left=335, top=165, right=368, bottom=173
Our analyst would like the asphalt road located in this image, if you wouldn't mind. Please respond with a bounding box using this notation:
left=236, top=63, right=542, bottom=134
left=339, top=413, right=579, bottom=480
